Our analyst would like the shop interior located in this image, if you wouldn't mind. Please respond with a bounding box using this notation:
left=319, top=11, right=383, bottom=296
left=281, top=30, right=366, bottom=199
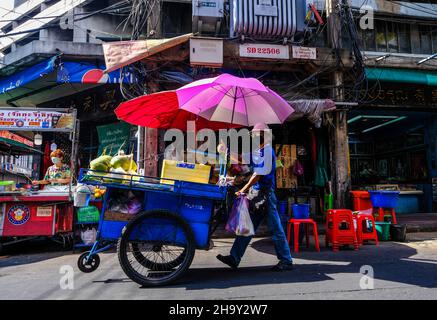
left=348, top=110, right=431, bottom=213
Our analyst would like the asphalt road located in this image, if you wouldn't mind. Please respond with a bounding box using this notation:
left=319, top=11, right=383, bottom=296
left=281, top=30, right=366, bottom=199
left=1, top=233, right=437, bottom=300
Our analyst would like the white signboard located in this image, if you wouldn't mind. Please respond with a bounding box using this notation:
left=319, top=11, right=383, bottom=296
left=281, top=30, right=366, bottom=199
left=0, top=109, right=74, bottom=132
left=292, top=46, right=317, bottom=60
left=255, top=0, right=278, bottom=16
left=190, top=38, right=223, bottom=67
left=37, top=207, right=53, bottom=217
left=239, top=44, right=290, bottom=60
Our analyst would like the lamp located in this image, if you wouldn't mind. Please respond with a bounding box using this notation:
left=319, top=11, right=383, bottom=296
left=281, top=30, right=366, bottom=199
left=34, top=133, right=43, bottom=146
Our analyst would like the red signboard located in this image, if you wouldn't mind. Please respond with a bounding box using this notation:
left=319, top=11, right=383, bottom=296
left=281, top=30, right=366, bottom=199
left=0, top=130, right=34, bottom=147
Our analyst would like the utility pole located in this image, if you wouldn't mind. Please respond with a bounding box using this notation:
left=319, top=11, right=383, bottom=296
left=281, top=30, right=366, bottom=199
left=326, top=0, right=351, bottom=208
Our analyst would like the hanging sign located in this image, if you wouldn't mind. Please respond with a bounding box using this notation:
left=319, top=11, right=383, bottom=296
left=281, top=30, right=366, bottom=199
left=97, top=122, right=131, bottom=156
left=0, top=109, right=74, bottom=132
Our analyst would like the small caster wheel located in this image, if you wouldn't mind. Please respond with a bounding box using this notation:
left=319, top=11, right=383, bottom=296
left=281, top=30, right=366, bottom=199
left=77, top=251, right=100, bottom=273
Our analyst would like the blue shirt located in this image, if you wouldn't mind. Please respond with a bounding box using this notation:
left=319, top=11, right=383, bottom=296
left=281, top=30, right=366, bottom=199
left=251, top=144, right=276, bottom=190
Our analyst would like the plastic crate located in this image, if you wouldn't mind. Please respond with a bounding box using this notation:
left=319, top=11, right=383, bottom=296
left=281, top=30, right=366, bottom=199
left=160, top=160, right=211, bottom=185
left=369, top=191, right=400, bottom=208
left=292, top=204, right=310, bottom=219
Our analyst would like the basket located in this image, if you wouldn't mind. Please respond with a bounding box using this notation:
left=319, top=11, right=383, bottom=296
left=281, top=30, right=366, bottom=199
left=369, top=191, right=400, bottom=208
left=292, top=203, right=310, bottom=219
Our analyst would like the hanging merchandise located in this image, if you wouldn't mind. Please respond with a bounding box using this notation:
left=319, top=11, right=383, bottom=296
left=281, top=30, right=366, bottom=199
left=81, top=227, right=97, bottom=245
left=290, top=99, right=336, bottom=128
left=293, top=160, right=305, bottom=177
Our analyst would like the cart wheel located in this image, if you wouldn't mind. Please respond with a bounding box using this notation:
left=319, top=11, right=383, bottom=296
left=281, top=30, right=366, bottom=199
left=131, top=243, right=187, bottom=271
left=77, top=251, right=100, bottom=273
left=117, top=210, right=196, bottom=287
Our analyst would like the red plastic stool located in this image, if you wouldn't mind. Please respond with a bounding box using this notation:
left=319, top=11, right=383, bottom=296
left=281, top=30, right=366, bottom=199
left=326, top=209, right=359, bottom=252
left=287, top=219, right=320, bottom=252
left=375, top=207, right=397, bottom=224
left=356, top=213, right=379, bottom=246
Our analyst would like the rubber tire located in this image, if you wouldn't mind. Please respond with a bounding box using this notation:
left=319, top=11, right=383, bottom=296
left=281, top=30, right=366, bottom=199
left=117, top=210, right=196, bottom=287
left=131, top=243, right=187, bottom=271
left=77, top=252, right=100, bottom=273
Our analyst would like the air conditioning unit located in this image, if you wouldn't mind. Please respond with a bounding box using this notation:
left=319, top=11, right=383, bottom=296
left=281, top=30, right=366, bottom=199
left=230, top=0, right=307, bottom=40
left=192, top=0, right=224, bottom=35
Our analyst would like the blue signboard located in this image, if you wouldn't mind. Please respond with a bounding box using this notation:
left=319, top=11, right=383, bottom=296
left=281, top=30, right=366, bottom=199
left=0, top=57, right=57, bottom=95
left=57, top=62, right=136, bottom=84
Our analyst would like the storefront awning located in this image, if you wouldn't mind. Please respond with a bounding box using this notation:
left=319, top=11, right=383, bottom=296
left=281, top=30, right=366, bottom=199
left=365, top=68, right=437, bottom=86
left=0, top=57, right=137, bottom=107
left=103, top=33, right=193, bottom=73
left=0, top=137, right=43, bottom=155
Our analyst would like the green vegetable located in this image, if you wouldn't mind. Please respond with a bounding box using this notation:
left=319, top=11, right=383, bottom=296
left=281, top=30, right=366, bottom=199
left=110, top=154, right=137, bottom=172
left=90, top=155, right=112, bottom=172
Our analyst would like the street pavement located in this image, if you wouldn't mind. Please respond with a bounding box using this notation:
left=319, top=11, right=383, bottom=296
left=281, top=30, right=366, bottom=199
left=0, top=233, right=437, bottom=300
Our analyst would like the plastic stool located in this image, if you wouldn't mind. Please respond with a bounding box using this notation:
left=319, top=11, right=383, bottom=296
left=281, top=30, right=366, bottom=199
left=375, top=207, right=397, bottom=224
left=326, top=209, right=359, bottom=252
left=356, top=213, right=379, bottom=246
left=287, top=218, right=320, bottom=252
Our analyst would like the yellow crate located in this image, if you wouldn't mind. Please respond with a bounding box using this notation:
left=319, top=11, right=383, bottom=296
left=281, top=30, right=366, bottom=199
left=160, top=160, right=212, bottom=185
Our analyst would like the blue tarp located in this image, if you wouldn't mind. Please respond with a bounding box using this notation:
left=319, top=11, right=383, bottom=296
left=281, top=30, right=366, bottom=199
left=0, top=57, right=57, bottom=95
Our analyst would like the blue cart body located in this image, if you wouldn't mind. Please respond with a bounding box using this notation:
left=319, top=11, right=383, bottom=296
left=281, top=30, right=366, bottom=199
left=78, top=169, right=227, bottom=249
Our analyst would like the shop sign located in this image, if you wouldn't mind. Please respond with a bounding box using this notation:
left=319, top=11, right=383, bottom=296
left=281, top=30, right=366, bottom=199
left=255, top=0, right=278, bottom=17
left=0, top=110, right=74, bottom=132
left=7, top=205, right=30, bottom=226
left=36, top=207, right=53, bottom=217
left=0, top=130, right=34, bottom=147
left=190, top=38, right=223, bottom=67
left=364, top=84, right=437, bottom=107
left=239, top=44, right=289, bottom=60
left=97, top=122, right=131, bottom=156
left=292, top=46, right=317, bottom=60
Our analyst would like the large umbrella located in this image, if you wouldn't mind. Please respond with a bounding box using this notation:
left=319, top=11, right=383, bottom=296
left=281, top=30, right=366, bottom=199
left=177, top=73, right=295, bottom=126
left=115, top=91, right=241, bottom=131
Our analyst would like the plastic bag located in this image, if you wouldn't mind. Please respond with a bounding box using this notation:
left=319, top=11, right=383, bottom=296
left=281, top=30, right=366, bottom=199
left=293, top=160, right=304, bottom=176
left=226, top=195, right=255, bottom=237
left=81, top=228, right=97, bottom=245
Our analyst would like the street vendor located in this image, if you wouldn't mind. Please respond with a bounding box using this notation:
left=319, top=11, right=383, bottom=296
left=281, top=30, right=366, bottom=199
left=217, top=123, right=294, bottom=271
left=32, top=149, right=71, bottom=186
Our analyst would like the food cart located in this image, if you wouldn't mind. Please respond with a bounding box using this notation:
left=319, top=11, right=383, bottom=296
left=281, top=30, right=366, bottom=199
left=0, top=107, right=78, bottom=252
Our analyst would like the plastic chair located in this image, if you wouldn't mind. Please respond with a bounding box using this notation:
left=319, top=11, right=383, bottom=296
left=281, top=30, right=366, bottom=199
left=375, top=207, right=397, bottom=224
left=326, top=209, right=359, bottom=252
left=287, top=218, right=320, bottom=252
left=356, top=213, right=379, bottom=246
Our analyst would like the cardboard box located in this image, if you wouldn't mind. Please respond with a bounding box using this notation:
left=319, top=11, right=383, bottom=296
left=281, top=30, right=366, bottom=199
left=276, top=145, right=297, bottom=189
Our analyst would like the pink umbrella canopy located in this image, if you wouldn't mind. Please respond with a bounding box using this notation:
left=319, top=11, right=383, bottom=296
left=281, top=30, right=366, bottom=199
left=176, top=73, right=295, bottom=126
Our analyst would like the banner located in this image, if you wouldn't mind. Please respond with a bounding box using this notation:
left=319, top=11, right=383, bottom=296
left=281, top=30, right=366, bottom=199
left=57, top=62, right=136, bottom=84
left=0, top=109, right=74, bottom=132
left=97, top=122, right=131, bottom=156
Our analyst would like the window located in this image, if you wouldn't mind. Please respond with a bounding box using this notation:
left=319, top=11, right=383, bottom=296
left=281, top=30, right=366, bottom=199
left=398, top=23, right=411, bottom=53
left=387, top=22, right=399, bottom=53
left=376, top=20, right=387, bottom=52
left=419, top=25, right=432, bottom=54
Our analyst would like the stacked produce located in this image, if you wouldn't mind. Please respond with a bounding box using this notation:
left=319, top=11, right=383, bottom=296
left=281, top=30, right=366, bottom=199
left=88, top=151, right=138, bottom=183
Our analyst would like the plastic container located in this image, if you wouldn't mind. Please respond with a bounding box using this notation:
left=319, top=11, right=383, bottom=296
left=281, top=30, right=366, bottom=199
left=375, top=222, right=391, bottom=241
left=74, top=185, right=92, bottom=207
left=0, top=181, right=14, bottom=192
left=160, top=160, right=211, bottom=185
left=277, top=201, right=288, bottom=215
left=292, top=203, right=310, bottom=219
left=369, top=191, right=400, bottom=208
left=390, top=224, right=407, bottom=242
left=350, top=191, right=372, bottom=211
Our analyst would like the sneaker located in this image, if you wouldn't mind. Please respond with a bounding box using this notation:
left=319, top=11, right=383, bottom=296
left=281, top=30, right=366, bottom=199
left=271, top=261, right=294, bottom=271
left=216, top=254, right=238, bottom=269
